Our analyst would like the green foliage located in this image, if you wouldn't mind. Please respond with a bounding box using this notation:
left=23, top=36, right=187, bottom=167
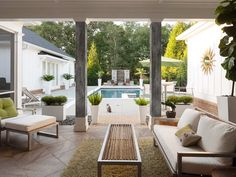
left=134, top=97, right=150, bottom=106
left=161, top=66, right=178, bottom=81
left=167, top=95, right=193, bottom=105
left=88, top=42, right=101, bottom=85
left=215, top=0, right=236, bottom=96
left=41, top=96, right=67, bottom=106
left=179, top=96, right=193, bottom=104
left=88, top=93, right=102, bottom=105
left=176, top=57, right=188, bottom=86
left=166, top=95, right=179, bottom=104
left=161, top=101, right=176, bottom=111
left=41, top=74, right=55, bottom=81
left=97, top=71, right=104, bottom=79
left=63, top=73, right=74, bottom=80
left=135, top=68, right=147, bottom=79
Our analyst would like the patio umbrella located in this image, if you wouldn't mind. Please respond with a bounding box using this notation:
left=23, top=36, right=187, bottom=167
left=140, top=56, right=183, bottom=67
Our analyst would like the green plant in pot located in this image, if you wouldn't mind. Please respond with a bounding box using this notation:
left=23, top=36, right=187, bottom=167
left=41, top=74, right=55, bottom=95
left=63, top=73, right=74, bottom=89
left=88, top=93, right=103, bottom=124
left=97, top=71, right=104, bottom=86
left=135, top=97, right=150, bottom=124
left=161, top=101, right=176, bottom=118
left=215, top=0, right=236, bottom=122
left=135, top=68, right=147, bottom=87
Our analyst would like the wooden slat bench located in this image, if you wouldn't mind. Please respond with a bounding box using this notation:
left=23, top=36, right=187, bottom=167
left=98, top=124, right=142, bottom=177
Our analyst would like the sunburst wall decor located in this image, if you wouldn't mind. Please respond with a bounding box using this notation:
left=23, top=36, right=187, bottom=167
left=201, top=48, right=215, bottom=74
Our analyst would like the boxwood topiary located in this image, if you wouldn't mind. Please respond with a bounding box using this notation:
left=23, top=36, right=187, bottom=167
left=41, top=96, right=67, bottom=106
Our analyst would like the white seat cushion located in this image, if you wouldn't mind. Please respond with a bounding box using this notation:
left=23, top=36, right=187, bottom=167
left=197, top=115, right=236, bottom=164
left=177, top=109, right=202, bottom=132
left=153, top=125, right=227, bottom=175
left=4, top=115, right=56, bottom=132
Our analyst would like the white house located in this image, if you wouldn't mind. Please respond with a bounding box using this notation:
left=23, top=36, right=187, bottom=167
left=22, top=27, right=75, bottom=92
left=177, top=21, right=235, bottom=114
left=0, top=23, right=75, bottom=97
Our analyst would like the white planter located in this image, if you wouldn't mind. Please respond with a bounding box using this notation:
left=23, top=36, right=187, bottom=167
left=217, top=96, right=236, bottom=123
left=90, top=105, right=99, bottom=124
left=138, top=105, right=149, bottom=124
left=98, top=78, right=102, bottom=87
left=139, top=79, right=143, bottom=87
left=64, top=80, right=70, bottom=89
left=44, top=81, right=52, bottom=95
left=42, top=105, right=66, bottom=121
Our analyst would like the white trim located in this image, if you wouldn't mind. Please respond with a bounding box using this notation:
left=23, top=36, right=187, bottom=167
left=176, top=21, right=215, bottom=40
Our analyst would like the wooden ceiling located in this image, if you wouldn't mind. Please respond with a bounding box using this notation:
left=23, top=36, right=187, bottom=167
left=0, top=0, right=219, bottom=20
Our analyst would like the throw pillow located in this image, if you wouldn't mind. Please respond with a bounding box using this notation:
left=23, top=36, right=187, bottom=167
left=175, top=124, right=201, bottom=147
left=177, top=108, right=202, bottom=132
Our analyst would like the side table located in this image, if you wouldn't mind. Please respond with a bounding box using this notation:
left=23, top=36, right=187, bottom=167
left=155, top=117, right=179, bottom=126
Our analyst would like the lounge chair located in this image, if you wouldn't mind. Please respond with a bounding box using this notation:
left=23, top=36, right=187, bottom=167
left=22, top=87, right=41, bottom=108
left=0, top=98, right=58, bottom=151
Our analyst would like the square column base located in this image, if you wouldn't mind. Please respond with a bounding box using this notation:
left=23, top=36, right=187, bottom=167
left=74, top=116, right=89, bottom=132
left=148, top=116, right=159, bottom=130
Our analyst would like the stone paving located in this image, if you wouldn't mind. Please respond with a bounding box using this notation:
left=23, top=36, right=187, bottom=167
left=0, top=124, right=152, bottom=177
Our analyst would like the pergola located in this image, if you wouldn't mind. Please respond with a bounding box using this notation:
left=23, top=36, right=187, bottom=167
left=0, top=0, right=218, bottom=131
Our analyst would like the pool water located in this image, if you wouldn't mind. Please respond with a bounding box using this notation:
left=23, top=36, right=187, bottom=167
left=95, top=88, right=142, bottom=98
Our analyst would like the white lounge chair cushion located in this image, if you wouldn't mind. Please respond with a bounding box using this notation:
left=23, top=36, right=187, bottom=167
left=177, top=109, right=202, bottom=132
left=154, top=125, right=227, bottom=175
left=4, top=115, right=56, bottom=132
left=197, top=115, right=236, bottom=164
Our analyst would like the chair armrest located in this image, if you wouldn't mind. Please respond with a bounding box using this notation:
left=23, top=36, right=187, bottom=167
left=177, top=152, right=236, bottom=175
left=16, top=108, right=36, bottom=115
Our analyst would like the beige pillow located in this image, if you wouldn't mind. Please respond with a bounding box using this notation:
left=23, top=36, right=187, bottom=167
left=197, top=115, right=236, bottom=164
left=177, top=109, right=202, bottom=132
left=175, top=124, right=201, bottom=147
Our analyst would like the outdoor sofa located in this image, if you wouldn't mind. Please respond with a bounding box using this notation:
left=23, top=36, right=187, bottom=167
left=0, top=98, right=58, bottom=151
left=153, top=108, right=236, bottom=177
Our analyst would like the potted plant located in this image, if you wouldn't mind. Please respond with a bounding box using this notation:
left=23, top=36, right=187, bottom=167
left=63, top=73, right=74, bottom=89
left=97, top=71, right=104, bottom=87
left=135, top=97, right=150, bottom=124
left=161, top=100, right=176, bottom=118
left=88, top=93, right=102, bottom=124
left=135, top=68, right=146, bottom=87
left=41, top=74, right=54, bottom=95
left=41, top=96, right=67, bottom=121
left=215, top=0, right=236, bottom=122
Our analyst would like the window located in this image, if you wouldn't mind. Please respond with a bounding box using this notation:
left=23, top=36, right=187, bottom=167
left=0, top=29, right=15, bottom=100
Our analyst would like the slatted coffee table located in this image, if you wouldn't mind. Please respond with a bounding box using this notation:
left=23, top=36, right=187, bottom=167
left=98, top=124, right=142, bottom=177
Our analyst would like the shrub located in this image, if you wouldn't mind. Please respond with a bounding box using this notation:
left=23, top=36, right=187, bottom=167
left=63, top=73, right=74, bottom=80
left=166, top=95, right=179, bottom=104
left=41, top=74, right=55, bottom=81
left=88, top=93, right=102, bottom=105
left=134, top=97, right=150, bottom=106
left=179, top=96, right=193, bottom=104
left=41, top=96, right=67, bottom=106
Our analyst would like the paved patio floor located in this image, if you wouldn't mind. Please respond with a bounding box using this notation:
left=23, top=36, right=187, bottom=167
left=0, top=124, right=152, bottom=177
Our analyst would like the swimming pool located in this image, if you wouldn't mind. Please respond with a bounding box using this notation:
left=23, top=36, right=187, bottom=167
left=93, top=88, right=142, bottom=98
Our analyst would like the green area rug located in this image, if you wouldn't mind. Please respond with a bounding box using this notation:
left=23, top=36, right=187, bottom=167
left=61, top=138, right=172, bottom=177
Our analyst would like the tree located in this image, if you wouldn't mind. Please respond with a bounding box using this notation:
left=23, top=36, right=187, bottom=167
left=87, top=42, right=101, bottom=86
left=161, top=24, right=172, bottom=55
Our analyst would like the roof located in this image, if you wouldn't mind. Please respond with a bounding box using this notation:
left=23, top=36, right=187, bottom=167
left=176, top=21, right=215, bottom=41
left=22, top=27, right=73, bottom=60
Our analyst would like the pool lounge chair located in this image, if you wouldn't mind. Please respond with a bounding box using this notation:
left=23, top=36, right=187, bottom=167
left=22, top=87, right=41, bottom=108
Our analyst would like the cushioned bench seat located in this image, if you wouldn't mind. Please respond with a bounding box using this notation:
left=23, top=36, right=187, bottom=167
left=153, top=125, right=228, bottom=175
left=4, top=115, right=56, bottom=132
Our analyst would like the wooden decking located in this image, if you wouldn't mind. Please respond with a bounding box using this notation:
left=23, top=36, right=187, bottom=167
left=102, top=124, right=137, bottom=160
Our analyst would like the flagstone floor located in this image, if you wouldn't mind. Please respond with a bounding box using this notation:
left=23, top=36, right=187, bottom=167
left=0, top=124, right=152, bottom=177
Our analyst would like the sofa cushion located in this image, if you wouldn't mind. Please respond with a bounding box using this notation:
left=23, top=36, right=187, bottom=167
left=197, top=115, right=236, bottom=164
left=177, top=109, right=202, bottom=132
left=153, top=124, right=228, bottom=175
left=4, top=115, right=56, bottom=132
left=0, top=98, right=18, bottom=119
left=175, top=124, right=201, bottom=147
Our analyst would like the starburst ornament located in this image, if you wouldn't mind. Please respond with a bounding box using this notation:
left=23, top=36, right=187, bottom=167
left=201, top=48, right=215, bottom=74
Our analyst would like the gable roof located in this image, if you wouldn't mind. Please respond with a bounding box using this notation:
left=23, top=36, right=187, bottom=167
left=22, top=27, right=73, bottom=60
